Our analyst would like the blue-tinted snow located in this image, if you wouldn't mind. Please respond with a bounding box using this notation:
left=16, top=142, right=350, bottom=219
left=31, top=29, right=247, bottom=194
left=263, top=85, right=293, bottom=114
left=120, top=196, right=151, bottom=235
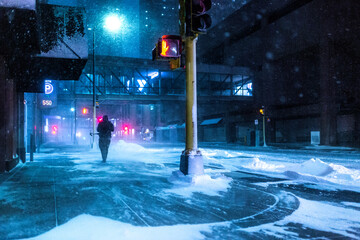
left=14, top=141, right=360, bottom=239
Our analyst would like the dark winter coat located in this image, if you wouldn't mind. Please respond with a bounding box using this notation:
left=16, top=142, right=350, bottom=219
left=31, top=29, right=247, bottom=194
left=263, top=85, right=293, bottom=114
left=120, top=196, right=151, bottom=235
left=97, top=120, right=114, bottom=139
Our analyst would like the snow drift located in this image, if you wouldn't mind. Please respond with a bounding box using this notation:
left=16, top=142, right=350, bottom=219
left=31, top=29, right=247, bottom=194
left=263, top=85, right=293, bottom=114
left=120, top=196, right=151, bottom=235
left=26, top=214, right=219, bottom=240
left=166, top=170, right=232, bottom=198
left=201, top=148, right=360, bottom=191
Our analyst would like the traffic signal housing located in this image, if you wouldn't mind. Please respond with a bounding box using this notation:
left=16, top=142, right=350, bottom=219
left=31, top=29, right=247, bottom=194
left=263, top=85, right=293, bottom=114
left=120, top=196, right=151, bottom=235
left=186, top=0, right=212, bottom=35
left=152, top=35, right=182, bottom=60
left=123, top=125, right=129, bottom=135
left=51, top=125, right=58, bottom=135
left=259, top=107, right=265, bottom=115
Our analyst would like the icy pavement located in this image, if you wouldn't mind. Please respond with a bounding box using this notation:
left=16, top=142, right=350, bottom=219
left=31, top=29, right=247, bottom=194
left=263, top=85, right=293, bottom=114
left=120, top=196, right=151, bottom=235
left=0, top=141, right=359, bottom=239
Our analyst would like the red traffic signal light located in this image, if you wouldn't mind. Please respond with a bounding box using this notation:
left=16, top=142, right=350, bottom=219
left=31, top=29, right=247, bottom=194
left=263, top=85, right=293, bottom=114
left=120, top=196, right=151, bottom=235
left=123, top=125, right=129, bottom=135
left=51, top=125, right=58, bottom=135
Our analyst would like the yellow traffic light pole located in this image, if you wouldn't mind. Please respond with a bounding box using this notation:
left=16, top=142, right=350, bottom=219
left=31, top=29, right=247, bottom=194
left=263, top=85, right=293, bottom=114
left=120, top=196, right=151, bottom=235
left=261, top=107, right=267, bottom=147
left=185, top=36, right=197, bottom=150
left=263, top=114, right=267, bottom=147
left=180, top=35, right=204, bottom=175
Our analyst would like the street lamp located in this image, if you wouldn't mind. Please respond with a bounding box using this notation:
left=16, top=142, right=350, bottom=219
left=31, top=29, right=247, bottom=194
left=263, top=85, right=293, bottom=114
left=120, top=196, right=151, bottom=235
left=259, top=106, right=267, bottom=147
left=88, top=13, right=123, bottom=148
left=104, top=14, right=124, bottom=33
left=70, top=106, right=77, bottom=144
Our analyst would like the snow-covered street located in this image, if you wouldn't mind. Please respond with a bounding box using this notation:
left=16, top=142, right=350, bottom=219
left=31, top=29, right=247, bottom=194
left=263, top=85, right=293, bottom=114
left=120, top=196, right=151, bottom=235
left=1, top=141, right=359, bottom=239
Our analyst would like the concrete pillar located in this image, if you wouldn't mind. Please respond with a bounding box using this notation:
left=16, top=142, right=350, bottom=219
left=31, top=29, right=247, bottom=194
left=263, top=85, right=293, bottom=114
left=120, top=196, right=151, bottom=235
left=225, top=110, right=235, bottom=143
left=0, top=56, right=19, bottom=172
left=355, top=113, right=360, bottom=147
left=7, top=74, right=17, bottom=163
left=17, top=92, right=26, bottom=163
left=320, top=40, right=337, bottom=145
left=129, top=103, right=136, bottom=124
left=129, top=103, right=137, bottom=139
left=0, top=56, right=6, bottom=173
left=156, top=102, right=162, bottom=127
left=143, top=105, right=151, bottom=129
left=25, top=93, right=36, bottom=152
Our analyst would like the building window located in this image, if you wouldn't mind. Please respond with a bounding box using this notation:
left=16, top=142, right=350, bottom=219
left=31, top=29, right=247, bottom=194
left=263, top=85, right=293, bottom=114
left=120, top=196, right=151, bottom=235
left=234, top=82, right=252, bottom=96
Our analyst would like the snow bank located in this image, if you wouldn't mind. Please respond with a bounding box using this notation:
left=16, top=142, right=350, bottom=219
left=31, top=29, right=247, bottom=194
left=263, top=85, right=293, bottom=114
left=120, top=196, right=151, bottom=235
left=111, top=140, right=147, bottom=152
left=68, top=145, right=359, bottom=191
left=296, top=158, right=334, bottom=176
left=342, top=201, right=360, bottom=208
left=241, top=158, right=360, bottom=190
left=66, top=141, right=181, bottom=174
left=283, top=158, right=360, bottom=189
left=201, top=148, right=360, bottom=191
left=201, top=149, right=243, bottom=160
left=243, top=196, right=360, bottom=239
left=166, top=170, right=232, bottom=198
left=26, top=214, right=218, bottom=240
left=106, top=140, right=169, bottom=163
left=242, top=158, right=285, bottom=172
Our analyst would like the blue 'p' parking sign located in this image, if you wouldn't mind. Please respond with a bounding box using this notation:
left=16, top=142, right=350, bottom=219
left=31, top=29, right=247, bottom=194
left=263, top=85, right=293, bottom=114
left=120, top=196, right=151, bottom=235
left=45, top=80, right=54, bottom=95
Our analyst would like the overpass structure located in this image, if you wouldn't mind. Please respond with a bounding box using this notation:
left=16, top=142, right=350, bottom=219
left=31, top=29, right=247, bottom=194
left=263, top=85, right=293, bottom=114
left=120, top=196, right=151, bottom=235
left=58, top=55, right=253, bottom=103
left=48, top=56, right=254, bottom=147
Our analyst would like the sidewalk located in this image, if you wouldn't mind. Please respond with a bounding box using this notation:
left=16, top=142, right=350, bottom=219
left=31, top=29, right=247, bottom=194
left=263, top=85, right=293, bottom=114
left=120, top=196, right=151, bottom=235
left=0, top=149, right=284, bottom=239
left=1, top=143, right=359, bottom=239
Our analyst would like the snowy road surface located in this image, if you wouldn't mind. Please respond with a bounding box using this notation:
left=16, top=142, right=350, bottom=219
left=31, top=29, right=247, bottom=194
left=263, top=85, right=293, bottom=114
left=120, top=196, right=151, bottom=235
left=0, top=141, right=359, bottom=239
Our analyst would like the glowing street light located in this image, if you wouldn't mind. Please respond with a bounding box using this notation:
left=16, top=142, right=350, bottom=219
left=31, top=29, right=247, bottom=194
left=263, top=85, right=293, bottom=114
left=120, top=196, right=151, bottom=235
left=104, top=14, right=123, bottom=33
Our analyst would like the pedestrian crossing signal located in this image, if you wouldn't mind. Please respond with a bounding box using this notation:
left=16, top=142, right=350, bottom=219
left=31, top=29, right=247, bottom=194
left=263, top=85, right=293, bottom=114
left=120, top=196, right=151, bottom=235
left=160, top=38, right=180, bottom=58
left=153, top=35, right=182, bottom=60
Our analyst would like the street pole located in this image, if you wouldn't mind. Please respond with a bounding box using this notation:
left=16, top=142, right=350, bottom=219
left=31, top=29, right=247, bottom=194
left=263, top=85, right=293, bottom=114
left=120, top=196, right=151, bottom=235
left=74, top=99, right=77, bottom=145
left=92, top=29, right=96, bottom=149
left=179, top=36, right=204, bottom=176
left=263, top=113, right=267, bottom=147
left=185, top=36, right=197, bottom=151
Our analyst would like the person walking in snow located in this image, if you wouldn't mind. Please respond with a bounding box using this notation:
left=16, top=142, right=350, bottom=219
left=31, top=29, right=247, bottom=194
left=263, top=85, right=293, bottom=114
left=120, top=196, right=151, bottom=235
left=97, top=115, right=114, bottom=162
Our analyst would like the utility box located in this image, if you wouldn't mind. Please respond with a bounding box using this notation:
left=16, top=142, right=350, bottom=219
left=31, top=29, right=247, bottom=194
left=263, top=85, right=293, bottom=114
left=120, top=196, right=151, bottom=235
left=311, top=131, right=320, bottom=145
